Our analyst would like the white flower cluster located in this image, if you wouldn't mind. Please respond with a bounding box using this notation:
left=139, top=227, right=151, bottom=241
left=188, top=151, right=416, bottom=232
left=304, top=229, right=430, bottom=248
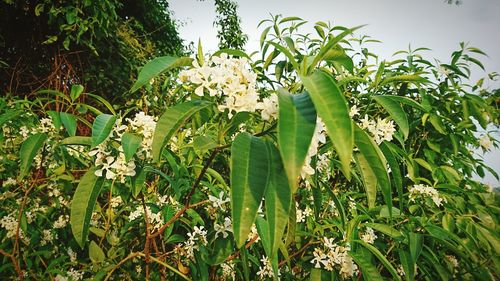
left=445, top=255, right=459, bottom=268
left=2, top=177, right=17, bottom=188
left=90, top=112, right=156, bottom=183
left=310, top=238, right=359, bottom=278
left=301, top=118, right=327, bottom=178
left=183, top=226, right=208, bottom=259
left=296, top=203, right=313, bottom=223
left=257, top=256, right=277, bottom=279
left=128, top=205, right=164, bottom=231
left=179, top=54, right=278, bottom=120
left=40, top=229, right=57, bottom=246
left=0, top=213, right=29, bottom=242
left=55, top=268, right=83, bottom=281
left=409, top=184, right=446, bottom=207
left=479, top=134, right=493, bottom=151
left=360, top=227, right=377, bottom=244
left=126, top=112, right=157, bottom=159
left=247, top=224, right=260, bottom=242
left=54, top=215, right=69, bottom=229
left=359, top=115, right=396, bottom=144
left=220, top=261, right=236, bottom=281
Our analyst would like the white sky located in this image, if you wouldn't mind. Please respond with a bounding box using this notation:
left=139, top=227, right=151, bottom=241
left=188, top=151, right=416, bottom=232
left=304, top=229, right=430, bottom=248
left=169, top=0, right=500, bottom=186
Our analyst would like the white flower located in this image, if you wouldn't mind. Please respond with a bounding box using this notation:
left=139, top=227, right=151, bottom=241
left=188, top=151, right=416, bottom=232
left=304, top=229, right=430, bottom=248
left=247, top=224, right=260, bottom=242
left=54, top=215, right=69, bottom=229
left=358, top=115, right=396, bottom=144
left=479, top=134, right=493, bottom=151
left=257, top=256, right=276, bottom=279
left=445, top=255, right=459, bottom=268
left=208, top=191, right=230, bottom=210
left=349, top=105, right=360, bottom=118
left=409, top=184, right=446, bottom=207
left=360, top=227, right=377, bottom=244
left=257, top=94, right=279, bottom=121
left=2, top=177, right=17, bottom=188
left=214, top=217, right=232, bottom=239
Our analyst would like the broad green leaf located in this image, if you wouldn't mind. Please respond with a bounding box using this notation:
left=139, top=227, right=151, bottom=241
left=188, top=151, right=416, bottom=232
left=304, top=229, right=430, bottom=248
left=60, top=112, right=77, bottom=136
left=350, top=248, right=384, bottom=281
left=301, top=70, right=353, bottom=177
left=264, top=141, right=291, bottom=260
left=61, top=136, right=92, bottom=146
left=373, top=96, right=409, bottom=140
left=378, top=96, right=426, bottom=112
left=379, top=74, right=428, bottom=86
left=91, top=114, right=116, bottom=147
left=89, top=240, right=106, bottom=263
left=408, top=232, right=423, bottom=263
left=355, top=240, right=401, bottom=281
left=152, top=101, right=210, bottom=162
left=70, top=84, right=84, bottom=101
left=309, top=268, right=334, bottom=281
left=364, top=223, right=403, bottom=239
left=70, top=167, right=105, bottom=248
left=255, top=217, right=272, bottom=257
left=354, top=126, right=391, bottom=212
left=277, top=90, right=316, bottom=192
left=193, top=135, right=217, bottom=153
left=132, top=168, right=147, bottom=198
left=231, top=132, right=270, bottom=248
left=0, top=110, right=22, bottom=127
left=354, top=152, right=377, bottom=209
left=324, top=46, right=354, bottom=73
left=429, top=115, right=446, bottom=134
left=399, top=249, right=415, bottom=281
left=121, top=132, right=142, bottom=162
left=19, top=133, right=48, bottom=179
left=131, top=56, right=193, bottom=92
left=421, top=248, right=451, bottom=281
left=380, top=142, right=403, bottom=209
left=46, top=110, right=62, bottom=130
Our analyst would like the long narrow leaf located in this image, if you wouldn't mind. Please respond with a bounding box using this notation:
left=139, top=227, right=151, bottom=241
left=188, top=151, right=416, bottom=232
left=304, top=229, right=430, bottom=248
left=301, top=70, right=353, bottom=178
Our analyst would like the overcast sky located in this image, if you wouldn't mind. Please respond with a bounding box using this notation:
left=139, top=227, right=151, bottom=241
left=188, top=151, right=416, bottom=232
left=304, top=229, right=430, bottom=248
left=169, top=0, right=500, bottom=186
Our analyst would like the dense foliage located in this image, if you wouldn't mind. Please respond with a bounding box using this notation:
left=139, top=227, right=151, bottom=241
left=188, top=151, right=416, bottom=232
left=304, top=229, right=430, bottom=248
left=1, top=14, right=499, bottom=281
left=214, top=0, right=248, bottom=50
left=0, top=0, right=183, bottom=102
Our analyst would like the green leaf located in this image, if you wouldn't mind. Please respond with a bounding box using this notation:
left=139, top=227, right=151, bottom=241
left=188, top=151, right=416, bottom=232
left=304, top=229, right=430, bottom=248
left=399, top=249, right=415, bottom=281
left=131, top=56, right=193, bottom=92
left=408, top=232, right=423, bottom=263
left=132, top=167, right=147, bottom=198
left=152, top=101, right=210, bottom=162
left=380, top=142, right=403, bottom=209
left=70, top=84, right=84, bottom=101
left=364, top=223, right=403, bottom=239
left=277, top=90, right=316, bottom=192
left=230, top=132, right=270, bottom=248
left=379, top=74, right=428, bottom=86
left=91, top=114, right=116, bottom=147
left=301, top=70, right=353, bottom=177
left=121, top=132, right=142, bottom=162
left=61, top=136, right=92, bottom=146
left=354, top=152, right=377, bottom=209
left=309, top=268, right=334, bottom=281
left=378, top=96, right=427, bottom=112
left=46, top=111, right=62, bottom=130
left=267, top=41, right=299, bottom=71
left=311, top=25, right=365, bottom=71
left=0, top=110, right=22, bottom=127
left=350, top=248, right=384, bottom=281
left=70, top=167, right=105, bottom=248
left=193, top=135, right=217, bottom=153
left=19, top=133, right=48, bottom=179
left=264, top=141, right=291, bottom=258
left=354, top=126, right=391, bottom=212
left=89, top=240, right=106, bottom=263
left=355, top=240, right=401, bottom=281
left=60, top=112, right=77, bottom=136
left=373, top=96, right=409, bottom=140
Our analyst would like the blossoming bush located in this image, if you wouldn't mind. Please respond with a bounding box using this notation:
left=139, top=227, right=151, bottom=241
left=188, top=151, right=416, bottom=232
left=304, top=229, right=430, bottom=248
left=1, top=15, right=499, bottom=280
